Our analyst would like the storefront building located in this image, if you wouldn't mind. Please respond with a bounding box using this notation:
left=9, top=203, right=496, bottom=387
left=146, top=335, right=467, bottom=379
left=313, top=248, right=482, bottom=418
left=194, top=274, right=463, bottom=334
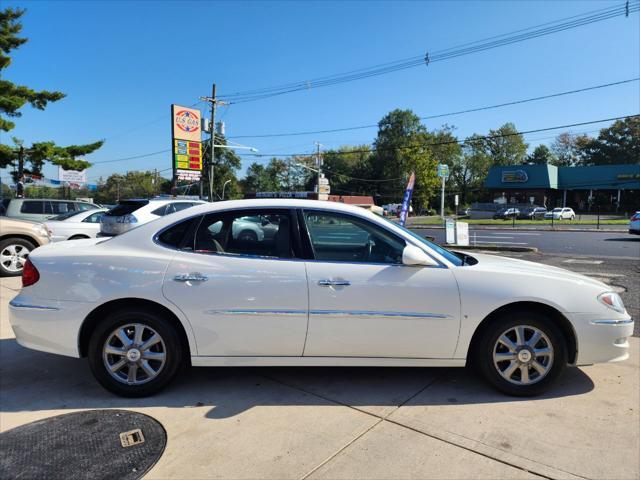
left=484, top=164, right=640, bottom=213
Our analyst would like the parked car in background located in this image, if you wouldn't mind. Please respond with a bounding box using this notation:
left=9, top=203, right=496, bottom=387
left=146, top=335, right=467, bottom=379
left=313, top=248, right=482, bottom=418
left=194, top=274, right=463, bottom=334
left=1, top=198, right=99, bottom=222
left=10, top=199, right=633, bottom=398
left=99, top=199, right=204, bottom=236
left=518, top=207, right=547, bottom=220
left=45, top=209, right=107, bottom=242
left=629, top=211, right=640, bottom=235
left=544, top=207, right=575, bottom=220
left=0, top=217, right=50, bottom=276
left=493, top=207, right=520, bottom=220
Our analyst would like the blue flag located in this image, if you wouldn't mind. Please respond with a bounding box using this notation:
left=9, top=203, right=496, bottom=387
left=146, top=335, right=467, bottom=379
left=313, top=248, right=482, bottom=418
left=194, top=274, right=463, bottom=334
left=399, top=172, right=415, bottom=226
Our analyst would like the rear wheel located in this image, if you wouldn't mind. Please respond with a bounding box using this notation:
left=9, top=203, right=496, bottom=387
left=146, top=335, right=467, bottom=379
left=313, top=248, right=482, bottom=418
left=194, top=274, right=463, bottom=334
left=88, top=308, right=184, bottom=397
left=0, top=238, right=35, bottom=277
left=475, top=311, right=567, bottom=396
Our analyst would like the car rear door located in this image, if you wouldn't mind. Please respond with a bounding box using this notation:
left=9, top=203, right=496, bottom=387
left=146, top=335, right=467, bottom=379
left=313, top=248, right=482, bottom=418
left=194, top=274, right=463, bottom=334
left=162, top=208, right=309, bottom=356
left=300, top=209, right=461, bottom=359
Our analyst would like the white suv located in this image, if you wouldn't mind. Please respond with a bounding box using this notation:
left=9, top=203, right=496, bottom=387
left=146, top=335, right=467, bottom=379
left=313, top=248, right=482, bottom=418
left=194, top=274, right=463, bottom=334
left=100, top=199, right=204, bottom=236
left=544, top=207, right=575, bottom=220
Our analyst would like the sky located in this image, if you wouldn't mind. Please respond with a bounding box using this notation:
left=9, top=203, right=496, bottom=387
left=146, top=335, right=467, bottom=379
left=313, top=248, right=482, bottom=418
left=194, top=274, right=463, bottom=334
left=2, top=0, right=639, bottom=185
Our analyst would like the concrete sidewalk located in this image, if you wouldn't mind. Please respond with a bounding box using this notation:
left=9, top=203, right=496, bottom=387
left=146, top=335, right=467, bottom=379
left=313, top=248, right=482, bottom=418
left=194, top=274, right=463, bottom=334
left=1, top=277, right=638, bottom=479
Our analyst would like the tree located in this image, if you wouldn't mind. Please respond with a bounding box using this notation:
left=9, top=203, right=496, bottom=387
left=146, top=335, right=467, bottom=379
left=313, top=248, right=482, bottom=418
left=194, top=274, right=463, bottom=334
left=549, top=132, right=587, bottom=167
left=93, top=171, right=170, bottom=203
left=321, top=145, right=373, bottom=195
left=527, top=144, right=556, bottom=165
left=577, top=117, right=640, bottom=165
left=0, top=8, right=65, bottom=133
left=452, top=134, right=492, bottom=204
left=477, top=122, right=528, bottom=166
left=1, top=138, right=103, bottom=181
left=370, top=109, right=438, bottom=210
left=0, top=8, right=103, bottom=179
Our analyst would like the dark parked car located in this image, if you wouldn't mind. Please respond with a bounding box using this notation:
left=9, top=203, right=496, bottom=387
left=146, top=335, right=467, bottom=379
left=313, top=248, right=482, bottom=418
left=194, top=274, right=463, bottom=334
left=493, top=207, right=520, bottom=220
left=518, top=207, right=547, bottom=220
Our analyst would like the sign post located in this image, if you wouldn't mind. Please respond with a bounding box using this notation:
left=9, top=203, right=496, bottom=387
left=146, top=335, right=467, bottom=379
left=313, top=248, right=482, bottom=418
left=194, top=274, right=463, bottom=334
left=171, top=105, right=202, bottom=196
left=437, top=164, right=449, bottom=220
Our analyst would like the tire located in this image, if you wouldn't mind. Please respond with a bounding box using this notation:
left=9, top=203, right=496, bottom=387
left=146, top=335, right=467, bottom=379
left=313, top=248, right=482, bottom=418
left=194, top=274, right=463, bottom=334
left=570, top=215, right=575, bottom=220
left=237, top=229, right=258, bottom=242
left=88, top=308, right=184, bottom=397
left=0, top=238, right=36, bottom=277
left=474, top=310, right=567, bottom=396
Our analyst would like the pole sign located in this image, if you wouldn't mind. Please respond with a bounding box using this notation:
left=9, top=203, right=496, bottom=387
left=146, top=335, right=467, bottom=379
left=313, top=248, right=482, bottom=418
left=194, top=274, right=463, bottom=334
left=172, top=105, right=202, bottom=181
left=437, top=164, right=449, bottom=178
left=399, top=171, right=415, bottom=226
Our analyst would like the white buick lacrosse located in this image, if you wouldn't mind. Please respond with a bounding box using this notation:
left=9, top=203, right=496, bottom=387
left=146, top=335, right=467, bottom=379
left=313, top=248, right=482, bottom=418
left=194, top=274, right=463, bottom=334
left=9, top=199, right=633, bottom=397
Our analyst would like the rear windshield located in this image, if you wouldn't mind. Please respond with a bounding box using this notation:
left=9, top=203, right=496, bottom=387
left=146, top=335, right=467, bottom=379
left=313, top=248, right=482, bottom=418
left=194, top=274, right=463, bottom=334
left=104, top=200, right=149, bottom=216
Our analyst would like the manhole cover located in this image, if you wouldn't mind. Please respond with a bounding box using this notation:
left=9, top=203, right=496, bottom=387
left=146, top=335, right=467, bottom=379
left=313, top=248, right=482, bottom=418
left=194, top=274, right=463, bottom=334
left=0, top=410, right=166, bottom=480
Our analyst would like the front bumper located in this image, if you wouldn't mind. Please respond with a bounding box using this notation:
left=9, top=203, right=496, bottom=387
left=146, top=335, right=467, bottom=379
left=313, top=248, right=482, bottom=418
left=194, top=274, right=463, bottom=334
left=572, top=313, right=634, bottom=365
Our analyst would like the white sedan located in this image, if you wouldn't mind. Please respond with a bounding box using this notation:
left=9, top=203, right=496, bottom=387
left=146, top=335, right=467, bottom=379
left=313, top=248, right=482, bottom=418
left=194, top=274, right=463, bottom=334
left=9, top=199, right=633, bottom=397
left=44, top=209, right=107, bottom=242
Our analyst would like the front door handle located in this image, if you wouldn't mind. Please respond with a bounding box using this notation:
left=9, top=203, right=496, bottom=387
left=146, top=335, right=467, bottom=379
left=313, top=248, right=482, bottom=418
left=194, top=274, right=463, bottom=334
left=318, top=279, right=351, bottom=287
left=174, top=273, right=208, bottom=282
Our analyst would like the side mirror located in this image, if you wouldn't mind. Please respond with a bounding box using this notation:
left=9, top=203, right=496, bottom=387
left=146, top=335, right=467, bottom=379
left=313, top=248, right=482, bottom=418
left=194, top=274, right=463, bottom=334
left=402, top=245, right=439, bottom=267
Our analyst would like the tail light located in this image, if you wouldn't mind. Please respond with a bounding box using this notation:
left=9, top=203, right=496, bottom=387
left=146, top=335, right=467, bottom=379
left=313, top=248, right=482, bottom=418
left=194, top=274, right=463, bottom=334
left=22, top=259, right=40, bottom=287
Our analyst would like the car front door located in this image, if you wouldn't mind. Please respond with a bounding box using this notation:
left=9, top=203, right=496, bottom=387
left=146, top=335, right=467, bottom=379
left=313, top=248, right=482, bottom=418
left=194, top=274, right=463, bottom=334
left=300, top=210, right=461, bottom=359
left=162, top=208, right=309, bottom=357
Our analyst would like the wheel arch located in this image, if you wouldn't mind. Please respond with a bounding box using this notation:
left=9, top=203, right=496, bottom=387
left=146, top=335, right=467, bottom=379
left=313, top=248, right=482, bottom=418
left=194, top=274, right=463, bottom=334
left=0, top=234, right=39, bottom=246
left=78, top=297, right=194, bottom=362
left=467, top=301, right=578, bottom=365
left=69, top=234, right=90, bottom=240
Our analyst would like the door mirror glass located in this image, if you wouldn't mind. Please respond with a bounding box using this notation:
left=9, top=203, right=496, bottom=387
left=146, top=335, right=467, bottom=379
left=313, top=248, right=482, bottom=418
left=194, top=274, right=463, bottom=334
left=402, top=245, right=439, bottom=267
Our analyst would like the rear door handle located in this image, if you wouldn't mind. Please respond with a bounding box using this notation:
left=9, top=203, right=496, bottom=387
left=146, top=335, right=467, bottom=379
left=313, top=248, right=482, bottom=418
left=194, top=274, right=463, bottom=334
left=174, top=273, right=208, bottom=282
left=318, top=279, right=351, bottom=287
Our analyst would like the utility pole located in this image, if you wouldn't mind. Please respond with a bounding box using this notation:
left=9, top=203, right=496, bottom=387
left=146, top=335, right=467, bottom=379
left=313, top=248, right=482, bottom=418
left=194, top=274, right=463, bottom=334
left=315, top=142, right=323, bottom=198
left=200, top=84, right=227, bottom=202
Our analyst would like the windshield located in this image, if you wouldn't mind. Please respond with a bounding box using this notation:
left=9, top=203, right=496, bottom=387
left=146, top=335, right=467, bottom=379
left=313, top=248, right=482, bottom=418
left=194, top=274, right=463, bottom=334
left=385, top=219, right=464, bottom=266
left=553, top=208, right=562, bottom=212
left=51, top=210, right=83, bottom=221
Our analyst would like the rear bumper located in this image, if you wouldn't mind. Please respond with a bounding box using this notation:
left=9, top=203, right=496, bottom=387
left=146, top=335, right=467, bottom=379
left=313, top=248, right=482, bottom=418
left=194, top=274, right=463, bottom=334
left=8, top=293, right=94, bottom=358
left=572, top=313, right=634, bottom=365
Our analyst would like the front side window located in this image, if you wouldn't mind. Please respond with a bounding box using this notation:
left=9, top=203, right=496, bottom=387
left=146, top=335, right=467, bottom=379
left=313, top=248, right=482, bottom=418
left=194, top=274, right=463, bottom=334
left=303, top=211, right=405, bottom=264
left=194, top=210, right=293, bottom=259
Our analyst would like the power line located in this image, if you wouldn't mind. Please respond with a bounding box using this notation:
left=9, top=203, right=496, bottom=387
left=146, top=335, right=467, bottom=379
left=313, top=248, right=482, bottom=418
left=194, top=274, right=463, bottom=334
left=228, top=78, right=639, bottom=139
left=219, top=2, right=638, bottom=104
left=234, top=114, right=639, bottom=159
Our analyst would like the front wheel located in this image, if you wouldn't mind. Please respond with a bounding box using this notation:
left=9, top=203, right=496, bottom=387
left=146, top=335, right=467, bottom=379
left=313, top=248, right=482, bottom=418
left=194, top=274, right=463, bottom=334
left=474, top=311, right=567, bottom=396
left=88, top=308, right=184, bottom=397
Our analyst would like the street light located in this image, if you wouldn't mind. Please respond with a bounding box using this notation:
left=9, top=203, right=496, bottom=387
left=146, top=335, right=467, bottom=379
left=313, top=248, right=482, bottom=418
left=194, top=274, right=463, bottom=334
left=221, top=179, right=231, bottom=200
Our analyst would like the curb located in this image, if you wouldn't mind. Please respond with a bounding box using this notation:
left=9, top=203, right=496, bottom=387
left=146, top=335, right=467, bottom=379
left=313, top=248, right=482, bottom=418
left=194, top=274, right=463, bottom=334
left=447, top=245, right=539, bottom=253
left=407, top=225, right=626, bottom=233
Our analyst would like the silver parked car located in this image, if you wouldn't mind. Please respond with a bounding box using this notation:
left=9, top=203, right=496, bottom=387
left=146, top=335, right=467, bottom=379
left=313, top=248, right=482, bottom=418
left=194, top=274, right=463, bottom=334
left=1, top=198, right=99, bottom=222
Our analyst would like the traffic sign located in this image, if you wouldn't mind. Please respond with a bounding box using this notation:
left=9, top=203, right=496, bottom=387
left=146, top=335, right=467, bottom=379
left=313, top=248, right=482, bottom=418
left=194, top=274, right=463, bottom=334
left=437, top=164, right=449, bottom=178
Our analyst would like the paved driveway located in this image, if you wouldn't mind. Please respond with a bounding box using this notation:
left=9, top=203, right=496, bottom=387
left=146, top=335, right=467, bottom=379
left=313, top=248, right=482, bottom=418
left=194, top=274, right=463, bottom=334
left=1, top=276, right=638, bottom=479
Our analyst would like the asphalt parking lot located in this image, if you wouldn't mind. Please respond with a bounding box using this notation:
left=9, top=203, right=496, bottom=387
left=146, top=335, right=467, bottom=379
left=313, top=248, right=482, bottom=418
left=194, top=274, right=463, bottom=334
left=1, top=252, right=639, bottom=480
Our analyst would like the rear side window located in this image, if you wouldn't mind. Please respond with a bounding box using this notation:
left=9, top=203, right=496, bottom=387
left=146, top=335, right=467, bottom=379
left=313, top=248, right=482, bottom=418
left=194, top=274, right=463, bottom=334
left=151, top=205, right=168, bottom=216
left=76, top=203, right=94, bottom=211
left=105, top=200, right=149, bottom=217
left=157, top=218, right=198, bottom=249
left=83, top=212, right=104, bottom=223
left=51, top=202, right=76, bottom=214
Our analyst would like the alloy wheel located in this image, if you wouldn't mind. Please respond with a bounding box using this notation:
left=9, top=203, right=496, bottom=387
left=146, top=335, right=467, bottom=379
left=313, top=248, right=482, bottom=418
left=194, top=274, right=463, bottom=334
left=493, top=325, right=554, bottom=385
left=102, top=323, right=167, bottom=385
left=0, top=244, right=29, bottom=273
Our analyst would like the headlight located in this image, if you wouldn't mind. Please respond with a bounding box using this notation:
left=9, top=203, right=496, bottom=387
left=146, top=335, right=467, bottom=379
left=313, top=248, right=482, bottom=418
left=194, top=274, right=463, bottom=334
left=598, top=292, right=626, bottom=314
left=33, top=224, right=50, bottom=238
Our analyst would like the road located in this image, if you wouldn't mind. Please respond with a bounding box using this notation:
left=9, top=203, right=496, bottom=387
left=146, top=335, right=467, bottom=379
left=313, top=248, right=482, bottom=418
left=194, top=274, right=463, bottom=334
left=410, top=227, right=640, bottom=258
